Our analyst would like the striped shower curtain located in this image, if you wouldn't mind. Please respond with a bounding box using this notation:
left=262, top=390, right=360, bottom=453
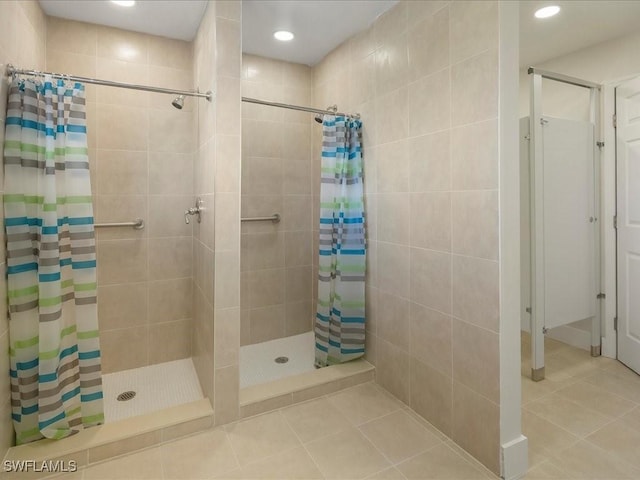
left=315, top=115, right=366, bottom=367
left=4, top=76, right=104, bottom=444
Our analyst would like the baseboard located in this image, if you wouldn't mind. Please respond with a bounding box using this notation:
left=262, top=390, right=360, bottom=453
left=547, top=325, right=591, bottom=351
left=501, top=434, right=529, bottom=480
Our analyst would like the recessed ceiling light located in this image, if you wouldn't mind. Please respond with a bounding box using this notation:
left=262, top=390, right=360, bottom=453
left=274, top=31, right=294, bottom=42
left=534, top=5, right=560, bottom=18
left=111, top=0, right=136, bottom=6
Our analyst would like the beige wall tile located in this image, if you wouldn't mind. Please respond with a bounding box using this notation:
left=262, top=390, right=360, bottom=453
left=97, top=239, right=148, bottom=285
left=216, top=18, right=241, bottom=78
left=409, top=68, right=451, bottom=137
left=285, top=266, right=312, bottom=303
left=451, top=381, right=500, bottom=474
left=149, top=108, right=194, bottom=153
left=377, top=140, right=409, bottom=193
left=98, top=283, right=148, bottom=330
left=94, top=195, right=147, bottom=241
left=410, top=358, right=452, bottom=436
left=376, top=87, right=408, bottom=144
left=148, top=152, right=193, bottom=195
left=250, top=305, right=285, bottom=344
left=451, top=119, right=498, bottom=190
left=410, top=248, right=451, bottom=314
left=452, top=318, right=499, bottom=403
left=451, top=49, right=498, bottom=127
left=409, top=131, right=451, bottom=192
left=148, top=195, right=193, bottom=238
left=375, top=34, right=409, bottom=96
left=215, top=364, right=240, bottom=425
left=377, top=339, right=410, bottom=404
left=408, top=6, right=449, bottom=81
left=378, top=291, right=410, bottom=351
left=96, top=105, right=148, bottom=150
left=377, top=194, right=410, bottom=245
left=410, top=303, right=452, bottom=375
left=374, top=1, right=407, bottom=48
left=101, top=326, right=149, bottom=373
left=451, top=190, right=498, bottom=260
left=47, top=17, right=97, bottom=56
left=452, top=255, right=499, bottom=332
left=285, top=300, right=313, bottom=336
left=96, top=25, right=148, bottom=63
left=377, top=243, right=410, bottom=298
left=148, top=277, right=192, bottom=323
left=148, top=320, right=191, bottom=364
left=95, top=150, right=147, bottom=195
left=410, top=192, right=451, bottom=252
left=450, top=1, right=498, bottom=64
left=215, top=307, right=240, bottom=367
left=148, top=237, right=192, bottom=280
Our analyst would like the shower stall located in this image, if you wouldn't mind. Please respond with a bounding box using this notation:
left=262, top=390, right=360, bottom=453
left=239, top=54, right=369, bottom=393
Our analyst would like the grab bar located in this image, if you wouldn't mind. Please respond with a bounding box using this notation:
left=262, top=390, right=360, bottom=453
left=241, top=214, right=281, bottom=224
left=94, top=218, right=145, bottom=230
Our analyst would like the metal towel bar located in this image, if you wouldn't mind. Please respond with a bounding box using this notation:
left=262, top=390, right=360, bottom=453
left=94, top=218, right=145, bottom=230
left=241, top=214, right=281, bottom=224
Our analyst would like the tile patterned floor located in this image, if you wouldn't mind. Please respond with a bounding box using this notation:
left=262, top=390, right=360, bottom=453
left=55, top=337, right=640, bottom=479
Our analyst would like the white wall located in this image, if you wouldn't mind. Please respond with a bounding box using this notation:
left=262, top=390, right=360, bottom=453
left=519, top=29, right=640, bottom=353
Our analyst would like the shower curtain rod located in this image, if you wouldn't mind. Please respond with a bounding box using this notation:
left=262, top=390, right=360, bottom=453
left=242, top=96, right=359, bottom=118
left=5, top=64, right=212, bottom=101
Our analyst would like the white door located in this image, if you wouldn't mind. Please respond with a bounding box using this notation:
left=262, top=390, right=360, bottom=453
left=541, top=117, right=596, bottom=329
left=616, top=77, right=640, bottom=374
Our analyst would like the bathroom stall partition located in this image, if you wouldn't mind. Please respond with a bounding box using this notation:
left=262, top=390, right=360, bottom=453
left=521, top=68, right=602, bottom=380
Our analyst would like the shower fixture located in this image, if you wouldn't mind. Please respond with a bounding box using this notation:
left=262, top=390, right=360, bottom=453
left=314, top=114, right=323, bottom=124
left=172, top=95, right=185, bottom=109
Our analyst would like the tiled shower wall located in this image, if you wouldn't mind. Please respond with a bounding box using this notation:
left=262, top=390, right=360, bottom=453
left=192, top=0, right=243, bottom=425
left=240, top=54, right=314, bottom=346
left=0, top=0, right=47, bottom=456
left=44, top=18, right=195, bottom=374
left=313, top=1, right=501, bottom=473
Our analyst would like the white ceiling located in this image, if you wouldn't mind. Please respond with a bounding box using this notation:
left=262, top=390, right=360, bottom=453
left=520, top=1, right=640, bottom=67
left=242, top=1, right=397, bottom=66
left=38, top=0, right=208, bottom=41
left=39, top=1, right=640, bottom=69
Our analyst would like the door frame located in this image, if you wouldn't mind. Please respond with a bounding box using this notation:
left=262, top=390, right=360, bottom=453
left=528, top=68, right=604, bottom=380
left=602, top=73, right=640, bottom=360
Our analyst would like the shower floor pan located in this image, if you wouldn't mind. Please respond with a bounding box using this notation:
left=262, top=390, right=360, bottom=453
left=4, top=358, right=213, bottom=474
left=240, top=331, right=316, bottom=389
left=102, top=358, right=203, bottom=422
left=239, top=331, right=375, bottom=419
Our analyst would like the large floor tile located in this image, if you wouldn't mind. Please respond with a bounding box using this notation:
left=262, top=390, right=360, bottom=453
left=582, top=369, right=640, bottom=404
left=542, top=441, right=640, bottom=479
left=84, top=447, right=163, bottom=479
left=525, top=393, right=610, bottom=437
left=365, top=467, right=406, bottom=479
left=586, top=420, right=640, bottom=469
left=225, top=411, right=301, bottom=466
left=161, top=429, right=239, bottom=479
left=521, top=410, right=579, bottom=467
left=305, top=427, right=391, bottom=479
left=555, top=380, right=636, bottom=418
left=281, top=397, right=351, bottom=443
left=359, top=410, right=442, bottom=463
left=327, top=382, right=404, bottom=426
left=236, top=446, right=323, bottom=479
left=396, top=443, right=490, bottom=479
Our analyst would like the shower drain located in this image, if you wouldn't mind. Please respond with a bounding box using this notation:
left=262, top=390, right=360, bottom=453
left=274, top=356, right=289, bottom=364
left=116, top=390, right=136, bottom=402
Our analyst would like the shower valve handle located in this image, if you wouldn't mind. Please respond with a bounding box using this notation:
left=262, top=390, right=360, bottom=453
left=185, top=198, right=203, bottom=224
